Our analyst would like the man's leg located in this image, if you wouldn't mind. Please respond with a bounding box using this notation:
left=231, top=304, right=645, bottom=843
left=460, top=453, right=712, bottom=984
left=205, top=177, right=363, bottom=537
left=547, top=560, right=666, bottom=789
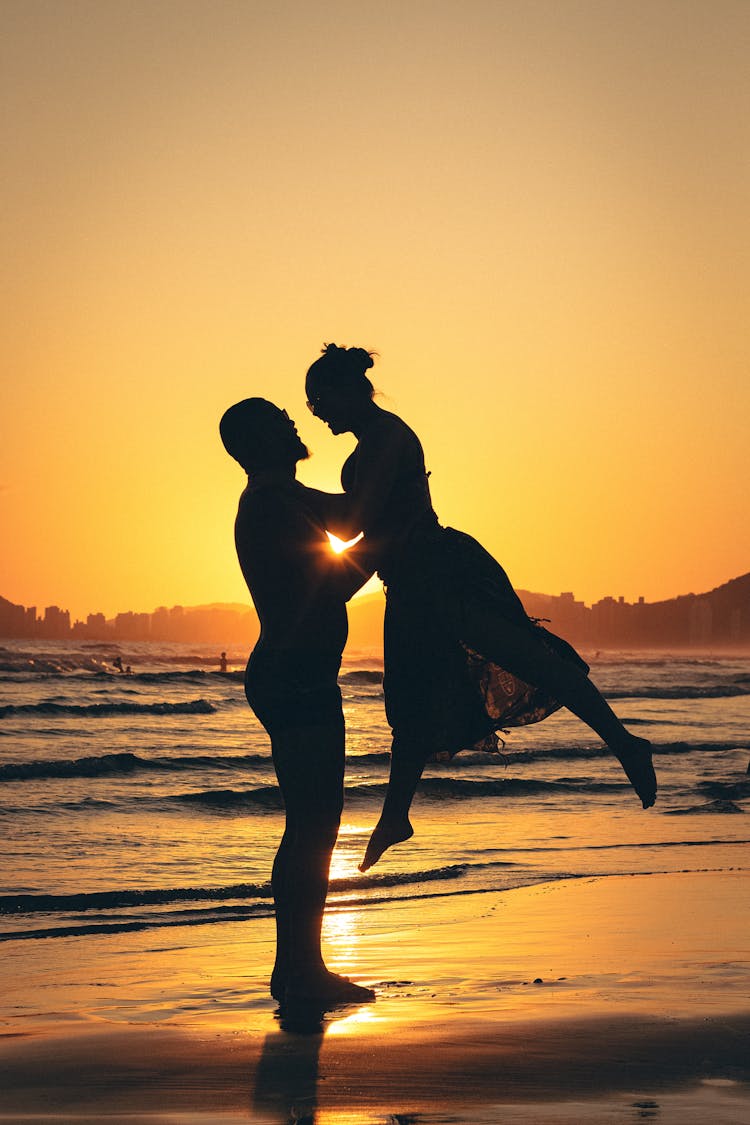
left=270, top=718, right=375, bottom=1003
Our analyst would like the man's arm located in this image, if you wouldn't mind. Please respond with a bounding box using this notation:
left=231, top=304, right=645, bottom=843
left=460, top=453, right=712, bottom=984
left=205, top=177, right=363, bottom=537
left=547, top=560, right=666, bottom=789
left=324, top=536, right=376, bottom=601
left=294, top=485, right=354, bottom=538
left=239, top=489, right=373, bottom=612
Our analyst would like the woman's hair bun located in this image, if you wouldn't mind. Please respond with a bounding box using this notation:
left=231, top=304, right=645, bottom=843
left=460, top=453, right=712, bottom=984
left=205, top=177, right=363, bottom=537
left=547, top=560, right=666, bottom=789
left=308, top=342, right=376, bottom=399
left=350, top=347, right=375, bottom=371
left=320, top=342, right=375, bottom=372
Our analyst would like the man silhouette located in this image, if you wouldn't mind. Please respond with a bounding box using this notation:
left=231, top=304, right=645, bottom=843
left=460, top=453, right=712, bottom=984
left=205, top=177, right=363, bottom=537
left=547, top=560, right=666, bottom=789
left=220, top=398, right=374, bottom=1006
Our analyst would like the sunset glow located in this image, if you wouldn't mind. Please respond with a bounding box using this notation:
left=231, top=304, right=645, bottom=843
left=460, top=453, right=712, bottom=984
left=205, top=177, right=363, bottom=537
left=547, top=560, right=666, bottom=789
left=327, top=532, right=364, bottom=555
left=2, top=3, right=748, bottom=619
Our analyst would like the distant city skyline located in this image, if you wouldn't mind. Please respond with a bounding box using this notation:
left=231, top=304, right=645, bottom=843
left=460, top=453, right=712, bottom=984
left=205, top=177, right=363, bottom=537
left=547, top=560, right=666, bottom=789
left=2, top=569, right=748, bottom=650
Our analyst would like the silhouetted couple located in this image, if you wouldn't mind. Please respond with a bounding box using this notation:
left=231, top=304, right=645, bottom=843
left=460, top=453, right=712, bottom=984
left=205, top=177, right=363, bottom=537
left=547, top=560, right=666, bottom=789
left=220, top=344, right=656, bottom=1008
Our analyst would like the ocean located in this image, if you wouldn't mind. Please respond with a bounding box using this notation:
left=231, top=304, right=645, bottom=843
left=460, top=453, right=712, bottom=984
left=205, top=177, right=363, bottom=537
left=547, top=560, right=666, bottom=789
left=1, top=639, right=748, bottom=955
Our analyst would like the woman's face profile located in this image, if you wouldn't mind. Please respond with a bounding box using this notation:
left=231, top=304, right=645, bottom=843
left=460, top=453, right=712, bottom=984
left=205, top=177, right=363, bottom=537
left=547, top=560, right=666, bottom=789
left=306, top=380, right=352, bottom=434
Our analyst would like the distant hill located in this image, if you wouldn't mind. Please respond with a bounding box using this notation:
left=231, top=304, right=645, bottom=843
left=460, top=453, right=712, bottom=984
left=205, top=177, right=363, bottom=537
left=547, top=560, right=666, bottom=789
left=346, top=591, right=385, bottom=652
left=515, top=572, right=750, bottom=649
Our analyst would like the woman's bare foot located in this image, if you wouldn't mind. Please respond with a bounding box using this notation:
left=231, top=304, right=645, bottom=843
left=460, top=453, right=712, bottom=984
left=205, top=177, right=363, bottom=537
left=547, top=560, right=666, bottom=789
left=359, top=817, right=414, bottom=873
left=614, top=734, right=657, bottom=808
left=285, top=967, right=376, bottom=1005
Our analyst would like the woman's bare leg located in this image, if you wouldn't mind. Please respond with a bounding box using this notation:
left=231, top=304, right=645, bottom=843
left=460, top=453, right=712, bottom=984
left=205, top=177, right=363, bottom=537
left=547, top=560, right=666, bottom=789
left=459, top=605, right=657, bottom=808
left=361, top=609, right=656, bottom=873
left=359, top=747, right=424, bottom=872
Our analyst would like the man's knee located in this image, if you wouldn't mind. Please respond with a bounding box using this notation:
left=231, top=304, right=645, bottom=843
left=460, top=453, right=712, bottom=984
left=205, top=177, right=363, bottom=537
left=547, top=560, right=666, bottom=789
left=287, top=818, right=340, bottom=855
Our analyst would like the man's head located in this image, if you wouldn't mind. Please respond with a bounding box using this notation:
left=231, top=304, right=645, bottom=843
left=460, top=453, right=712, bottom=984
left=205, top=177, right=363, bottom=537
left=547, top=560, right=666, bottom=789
left=219, top=398, right=309, bottom=474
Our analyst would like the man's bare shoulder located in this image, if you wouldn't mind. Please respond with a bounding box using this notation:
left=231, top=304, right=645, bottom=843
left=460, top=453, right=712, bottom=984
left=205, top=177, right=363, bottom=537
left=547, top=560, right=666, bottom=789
left=236, top=484, right=322, bottom=544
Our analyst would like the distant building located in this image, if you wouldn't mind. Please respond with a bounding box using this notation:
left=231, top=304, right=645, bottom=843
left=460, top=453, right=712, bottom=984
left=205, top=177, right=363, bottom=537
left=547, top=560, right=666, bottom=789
left=0, top=596, right=30, bottom=636
left=114, top=611, right=151, bottom=640
left=86, top=613, right=108, bottom=637
left=42, top=605, right=70, bottom=639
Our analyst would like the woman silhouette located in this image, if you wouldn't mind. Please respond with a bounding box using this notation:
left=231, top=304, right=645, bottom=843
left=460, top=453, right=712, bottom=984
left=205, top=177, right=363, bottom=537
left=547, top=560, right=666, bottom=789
left=301, top=344, right=656, bottom=872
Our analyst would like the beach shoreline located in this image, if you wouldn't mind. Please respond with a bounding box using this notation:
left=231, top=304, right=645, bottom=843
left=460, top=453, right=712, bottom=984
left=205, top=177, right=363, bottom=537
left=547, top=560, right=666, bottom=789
left=2, top=871, right=749, bottom=1123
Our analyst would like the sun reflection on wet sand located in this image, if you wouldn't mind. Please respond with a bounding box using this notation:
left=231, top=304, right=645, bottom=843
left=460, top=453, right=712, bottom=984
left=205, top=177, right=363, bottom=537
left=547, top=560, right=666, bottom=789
left=328, top=824, right=364, bottom=882
left=323, top=1001, right=382, bottom=1037
left=322, top=907, right=360, bottom=975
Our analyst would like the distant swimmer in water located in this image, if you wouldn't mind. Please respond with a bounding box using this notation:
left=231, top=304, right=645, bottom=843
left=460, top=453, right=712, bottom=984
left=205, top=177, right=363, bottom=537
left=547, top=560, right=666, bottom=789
left=220, top=396, right=376, bottom=1008
left=219, top=651, right=228, bottom=674
left=125, top=665, right=133, bottom=675
left=112, top=656, right=124, bottom=674
left=300, top=343, right=657, bottom=873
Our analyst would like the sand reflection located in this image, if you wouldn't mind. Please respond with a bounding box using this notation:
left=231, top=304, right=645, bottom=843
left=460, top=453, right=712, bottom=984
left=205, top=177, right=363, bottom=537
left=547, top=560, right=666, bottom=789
left=251, top=1023, right=323, bottom=1122
left=322, top=906, right=360, bottom=973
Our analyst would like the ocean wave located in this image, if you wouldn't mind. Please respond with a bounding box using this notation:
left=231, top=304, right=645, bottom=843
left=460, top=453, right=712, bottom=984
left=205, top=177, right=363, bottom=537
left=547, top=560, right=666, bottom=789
left=588, top=656, right=726, bottom=667
left=0, top=750, right=269, bottom=783
left=340, top=670, right=383, bottom=685
left=348, top=776, right=623, bottom=800
left=174, top=785, right=285, bottom=810
left=128, top=669, right=245, bottom=684
left=2, top=739, right=741, bottom=790
left=665, top=799, right=745, bottom=816
left=2, top=859, right=745, bottom=942
left=1, top=774, right=629, bottom=819
left=497, top=739, right=748, bottom=764
left=0, top=873, right=583, bottom=943
left=0, top=658, right=111, bottom=675
left=604, top=685, right=750, bottom=700
left=1, top=769, right=692, bottom=815
left=339, top=670, right=750, bottom=700
left=0, top=699, right=217, bottom=719
left=0, top=863, right=473, bottom=916
left=0, top=668, right=245, bottom=684
left=171, top=776, right=626, bottom=812
left=0, top=907, right=275, bottom=943
left=697, top=779, right=750, bottom=800
left=348, top=739, right=746, bottom=769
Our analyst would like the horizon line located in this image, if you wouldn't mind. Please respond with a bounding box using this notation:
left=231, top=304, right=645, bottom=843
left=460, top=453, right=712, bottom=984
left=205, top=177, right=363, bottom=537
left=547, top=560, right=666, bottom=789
left=3, top=567, right=749, bottom=625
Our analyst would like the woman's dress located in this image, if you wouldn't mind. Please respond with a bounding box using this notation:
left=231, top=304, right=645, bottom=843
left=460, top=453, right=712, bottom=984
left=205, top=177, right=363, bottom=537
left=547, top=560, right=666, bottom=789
left=341, top=417, right=589, bottom=761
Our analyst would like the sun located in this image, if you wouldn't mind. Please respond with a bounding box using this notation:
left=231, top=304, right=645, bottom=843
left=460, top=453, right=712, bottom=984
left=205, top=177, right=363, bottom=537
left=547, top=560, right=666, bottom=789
left=327, top=531, right=364, bottom=554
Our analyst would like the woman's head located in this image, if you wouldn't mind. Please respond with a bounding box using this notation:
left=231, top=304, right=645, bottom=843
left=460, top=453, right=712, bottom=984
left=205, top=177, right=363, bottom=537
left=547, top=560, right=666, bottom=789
left=305, top=343, right=376, bottom=434
left=220, top=398, right=309, bottom=473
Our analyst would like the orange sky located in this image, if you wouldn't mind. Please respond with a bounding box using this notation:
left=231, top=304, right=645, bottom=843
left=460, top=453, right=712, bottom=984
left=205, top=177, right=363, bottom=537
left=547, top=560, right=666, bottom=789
left=2, top=1, right=749, bottom=620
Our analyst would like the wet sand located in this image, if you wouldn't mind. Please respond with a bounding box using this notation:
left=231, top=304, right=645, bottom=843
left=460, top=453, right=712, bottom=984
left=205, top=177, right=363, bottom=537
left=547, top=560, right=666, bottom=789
left=1, top=871, right=749, bottom=1123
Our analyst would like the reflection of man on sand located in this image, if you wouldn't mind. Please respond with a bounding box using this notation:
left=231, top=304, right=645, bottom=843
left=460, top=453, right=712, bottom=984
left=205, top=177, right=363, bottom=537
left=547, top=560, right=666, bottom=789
left=252, top=1028, right=323, bottom=1122
left=220, top=397, right=375, bottom=1008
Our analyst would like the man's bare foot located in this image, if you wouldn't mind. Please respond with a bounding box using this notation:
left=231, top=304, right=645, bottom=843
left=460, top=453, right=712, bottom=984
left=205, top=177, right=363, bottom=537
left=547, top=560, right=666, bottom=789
left=614, top=734, right=657, bottom=808
left=359, top=817, right=414, bottom=873
left=270, top=967, right=286, bottom=1002
left=285, top=967, right=376, bottom=1006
